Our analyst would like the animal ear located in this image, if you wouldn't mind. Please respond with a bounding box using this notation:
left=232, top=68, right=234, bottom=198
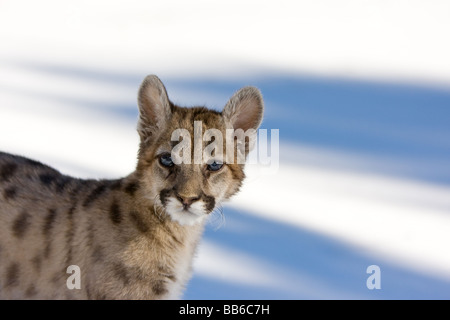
left=137, top=75, right=172, bottom=142
left=222, top=86, right=264, bottom=132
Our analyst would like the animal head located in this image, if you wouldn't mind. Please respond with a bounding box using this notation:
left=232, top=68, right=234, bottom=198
left=135, top=75, right=264, bottom=226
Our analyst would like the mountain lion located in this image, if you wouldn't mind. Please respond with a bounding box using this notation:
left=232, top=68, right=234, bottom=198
left=0, top=75, right=264, bottom=299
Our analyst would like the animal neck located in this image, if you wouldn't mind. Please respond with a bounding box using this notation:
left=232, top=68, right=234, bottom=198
left=116, top=171, right=207, bottom=265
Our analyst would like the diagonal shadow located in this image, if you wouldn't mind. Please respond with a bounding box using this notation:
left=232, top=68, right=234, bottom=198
left=9, top=61, right=450, bottom=185
left=184, top=206, right=450, bottom=299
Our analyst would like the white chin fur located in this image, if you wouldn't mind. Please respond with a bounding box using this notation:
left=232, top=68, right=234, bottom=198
left=165, top=197, right=207, bottom=226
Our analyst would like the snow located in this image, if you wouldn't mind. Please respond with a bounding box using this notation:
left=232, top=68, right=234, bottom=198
left=1, top=0, right=450, bottom=299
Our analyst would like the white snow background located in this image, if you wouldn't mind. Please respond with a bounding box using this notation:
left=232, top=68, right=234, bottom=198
left=1, top=0, right=450, bottom=299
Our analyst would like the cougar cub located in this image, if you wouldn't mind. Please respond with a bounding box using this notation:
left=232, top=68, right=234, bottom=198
left=0, top=75, right=264, bottom=299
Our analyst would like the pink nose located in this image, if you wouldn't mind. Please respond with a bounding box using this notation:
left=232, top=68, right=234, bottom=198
left=176, top=194, right=200, bottom=209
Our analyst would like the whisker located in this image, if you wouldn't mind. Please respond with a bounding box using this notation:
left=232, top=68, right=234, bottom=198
left=209, top=202, right=225, bottom=230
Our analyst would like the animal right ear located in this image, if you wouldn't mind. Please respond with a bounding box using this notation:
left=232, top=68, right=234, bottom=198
left=137, top=75, right=172, bottom=142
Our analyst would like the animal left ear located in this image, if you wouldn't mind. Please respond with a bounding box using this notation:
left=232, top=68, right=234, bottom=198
left=222, top=86, right=264, bottom=132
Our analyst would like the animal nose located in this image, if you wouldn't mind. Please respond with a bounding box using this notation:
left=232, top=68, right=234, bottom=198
left=176, top=194, right=200, bottom=209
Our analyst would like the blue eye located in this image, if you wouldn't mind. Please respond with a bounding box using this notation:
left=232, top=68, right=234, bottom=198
left=159, top=153, right=174, bottom=167
left=207, top=161, right=223, bottom=172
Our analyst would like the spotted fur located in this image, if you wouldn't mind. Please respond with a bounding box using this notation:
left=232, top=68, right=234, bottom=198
left=0, top=75, right=264, bottom=299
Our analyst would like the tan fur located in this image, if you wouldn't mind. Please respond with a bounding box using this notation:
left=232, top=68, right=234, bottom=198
left=0, top=75, right=264, bottom=299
